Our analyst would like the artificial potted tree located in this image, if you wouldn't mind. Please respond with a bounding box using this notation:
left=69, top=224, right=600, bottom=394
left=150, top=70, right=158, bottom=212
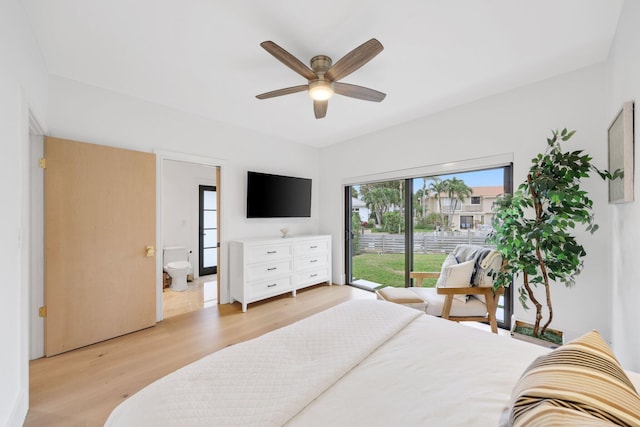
left=488, top=129, right=620, bottom=346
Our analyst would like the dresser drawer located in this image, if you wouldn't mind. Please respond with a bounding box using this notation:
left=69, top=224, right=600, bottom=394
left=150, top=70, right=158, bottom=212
left=297, top=253, right=329, bottom=270
left=295, top=238, right=329, bottom=256
left=247, top=243, right=293, bottom=263
left=296, top=267, right=330, bottom=288
left=248, top=276, right=293, bottom=300
left=246, top=259, right=293, bottom=282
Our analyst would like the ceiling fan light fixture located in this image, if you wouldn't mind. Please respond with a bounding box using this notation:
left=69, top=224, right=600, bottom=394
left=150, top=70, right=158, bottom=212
left=308, top=80, right=334, bottom=101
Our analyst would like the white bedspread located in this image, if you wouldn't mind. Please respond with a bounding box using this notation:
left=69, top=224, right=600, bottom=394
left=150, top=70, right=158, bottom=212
left=105, top=300, right=421, bottom=427
left=106, top=299, right=640, bottom=426
left=288, top=313, right=550, bottom=426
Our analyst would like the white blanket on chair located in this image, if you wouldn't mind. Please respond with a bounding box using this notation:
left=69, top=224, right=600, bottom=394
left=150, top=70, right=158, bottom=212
left=104, top=300, right=421, bottom=427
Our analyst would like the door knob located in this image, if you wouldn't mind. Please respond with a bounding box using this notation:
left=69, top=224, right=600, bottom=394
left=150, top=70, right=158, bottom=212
left=145, top=245, right=155, bottom=257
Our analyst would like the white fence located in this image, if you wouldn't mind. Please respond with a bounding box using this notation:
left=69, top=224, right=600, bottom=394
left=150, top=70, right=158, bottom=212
left=357, top=231, right=491, bottom=254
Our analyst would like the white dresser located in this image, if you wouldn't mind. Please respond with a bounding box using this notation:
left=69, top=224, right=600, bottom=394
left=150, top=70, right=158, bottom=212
left=229, top=235, right=332, bottom=312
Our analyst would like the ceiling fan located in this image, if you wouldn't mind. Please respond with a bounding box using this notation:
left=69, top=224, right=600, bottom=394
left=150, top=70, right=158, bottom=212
left=256, top=38, right=386, bottom=119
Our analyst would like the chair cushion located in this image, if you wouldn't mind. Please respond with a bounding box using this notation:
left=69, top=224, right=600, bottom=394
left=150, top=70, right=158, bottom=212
left=474, top=250, right=502, bottom=287
left=452, top=245, right=491, bottom=284
left=435, top=255, right=475, bottom=302
left=377, top=287, right=424, bottom=304
left=376, top=287, right=426, bottom=311
left=451, top=245, right=503, bottom=304
left=508, top=330, right=640, bottom=426
left=412, top=287, right=488, bottom=317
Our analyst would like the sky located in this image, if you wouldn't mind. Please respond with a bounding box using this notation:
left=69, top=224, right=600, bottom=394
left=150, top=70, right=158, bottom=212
left=353, top=167, right=505, bottom=197
left=412, top=167, right=504, bottom=190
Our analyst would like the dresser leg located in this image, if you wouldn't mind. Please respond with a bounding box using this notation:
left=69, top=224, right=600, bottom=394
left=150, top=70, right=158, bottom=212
left=242, top=303, right=247, bottom=312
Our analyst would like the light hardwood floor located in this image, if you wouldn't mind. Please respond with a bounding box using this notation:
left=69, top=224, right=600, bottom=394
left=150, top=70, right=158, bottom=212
left=25, top=284, right=374, bottom=427
left=162, top=275, right=217, bottom=318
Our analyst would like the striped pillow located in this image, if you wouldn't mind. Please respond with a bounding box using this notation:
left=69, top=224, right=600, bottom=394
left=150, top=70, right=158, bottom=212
left=509, top=330, right=640, bottom=426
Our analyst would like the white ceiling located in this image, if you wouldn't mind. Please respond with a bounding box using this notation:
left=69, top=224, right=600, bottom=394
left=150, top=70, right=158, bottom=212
left=22, top=0, right=623, bottom=148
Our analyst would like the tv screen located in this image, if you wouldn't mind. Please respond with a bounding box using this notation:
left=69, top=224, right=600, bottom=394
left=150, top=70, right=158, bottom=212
left=246, top=172, right=312, bottom=218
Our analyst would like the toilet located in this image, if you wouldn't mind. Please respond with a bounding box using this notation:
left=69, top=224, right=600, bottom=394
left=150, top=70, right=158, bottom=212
left=163, top=246, right=191, bottom=292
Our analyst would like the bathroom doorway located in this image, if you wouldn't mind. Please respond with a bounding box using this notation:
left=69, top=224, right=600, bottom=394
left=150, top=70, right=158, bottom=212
left=161, top=159, right=221, bottom=319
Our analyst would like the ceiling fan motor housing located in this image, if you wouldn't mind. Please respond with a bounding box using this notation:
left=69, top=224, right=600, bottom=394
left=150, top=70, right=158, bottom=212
left=310, top=55, right=332, bottom=75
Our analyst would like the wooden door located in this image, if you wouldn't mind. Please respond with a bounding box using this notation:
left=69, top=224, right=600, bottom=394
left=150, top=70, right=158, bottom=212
left=44, top=137, right=156, bottom=356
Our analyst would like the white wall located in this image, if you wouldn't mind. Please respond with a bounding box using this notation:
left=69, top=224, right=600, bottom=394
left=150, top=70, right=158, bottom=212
left=0, top=0, right=48, bottom=425
left=320, top=63, right=615, bottom=349
left=606, top=0, right=640, bottom=371
left=162, top=159, right=217, bottom=278
left=47, top=75, right=321, bottom=304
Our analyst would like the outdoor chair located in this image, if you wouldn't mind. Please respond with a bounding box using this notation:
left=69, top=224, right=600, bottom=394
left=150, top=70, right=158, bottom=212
left=377, top=244, right=504, bottom=333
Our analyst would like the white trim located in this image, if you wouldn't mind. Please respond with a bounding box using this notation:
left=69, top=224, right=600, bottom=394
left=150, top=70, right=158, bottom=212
left=341, top=153, right=513, bottom=186
left=28, top=110, right=46, bottom=136
left=28, top=132, right=44, bottom=360
left=19, top=100, right=44, bottom=425
left=154, top=150, right=227, bottom=321
left=27, top=108, right=46, bottom=361
left=155, top=150, right=225, bottom=167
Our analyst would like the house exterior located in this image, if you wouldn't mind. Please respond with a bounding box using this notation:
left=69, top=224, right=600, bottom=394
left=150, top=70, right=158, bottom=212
left=351, top=197, right=370, bottom=222
left=423, top=185, right=503, bottom=230
left=454, top=186, right=503, bottom=230
left=3, top=2, right=640, bottom=426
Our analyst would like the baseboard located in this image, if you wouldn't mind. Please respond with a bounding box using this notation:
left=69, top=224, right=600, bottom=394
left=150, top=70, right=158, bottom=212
left=6, top=389, right=27, bottom=427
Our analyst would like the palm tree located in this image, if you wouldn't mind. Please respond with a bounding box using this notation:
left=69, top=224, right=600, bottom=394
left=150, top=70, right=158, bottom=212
left=443, top=177, right=472, bottom=228
left=362, top=187, right=400, bottom=227
left=429, top=177, right=447, bottom=228
left=414, top=188, right=426, bottom=221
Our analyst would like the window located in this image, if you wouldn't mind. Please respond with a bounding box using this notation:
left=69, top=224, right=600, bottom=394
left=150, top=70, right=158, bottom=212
left=442, top=198, right=461, bottom=211
left=460, top=215, right=473, bottom=229
left=471, top=196, right=481, bottom=205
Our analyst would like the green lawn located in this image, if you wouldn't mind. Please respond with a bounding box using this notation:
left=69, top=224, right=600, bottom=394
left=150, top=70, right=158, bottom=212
left=352, top=253, right=447, bottom=288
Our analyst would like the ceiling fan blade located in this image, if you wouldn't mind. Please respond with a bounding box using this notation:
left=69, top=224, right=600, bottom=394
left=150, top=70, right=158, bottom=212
left=314, top=100, right=328, bottom=119
left=325, top=38, right=383, bottom=82
left=256, top=85, right=308, bottom=100
left=260, top=41, right=317, bottom=81
left=334, top=82, right=386, bottom=102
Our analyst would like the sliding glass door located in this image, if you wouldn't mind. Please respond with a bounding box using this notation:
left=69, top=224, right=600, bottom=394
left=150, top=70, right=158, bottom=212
left=346, top=165, right=513, bottom=328
left=347, top=179, right=408, bottom=291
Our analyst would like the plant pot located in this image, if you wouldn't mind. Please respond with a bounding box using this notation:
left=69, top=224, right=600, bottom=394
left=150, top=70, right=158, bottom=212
left=510, top=316, right=564, bottom=349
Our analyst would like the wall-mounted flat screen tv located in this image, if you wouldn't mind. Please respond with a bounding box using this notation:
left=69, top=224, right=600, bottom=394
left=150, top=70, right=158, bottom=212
left=246, top=171, right=312, bottom=218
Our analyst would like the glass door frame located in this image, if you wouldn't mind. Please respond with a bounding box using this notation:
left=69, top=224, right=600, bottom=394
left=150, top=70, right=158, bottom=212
left=199, top=185, right=218, bottom=276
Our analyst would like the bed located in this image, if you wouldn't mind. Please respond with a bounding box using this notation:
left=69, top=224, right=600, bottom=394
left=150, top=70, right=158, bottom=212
left=105, top=299, right=640, bottom=426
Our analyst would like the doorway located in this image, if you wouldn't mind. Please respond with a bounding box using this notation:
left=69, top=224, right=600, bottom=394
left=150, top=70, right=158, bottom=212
left=161, top=159, right=220, bottom=319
